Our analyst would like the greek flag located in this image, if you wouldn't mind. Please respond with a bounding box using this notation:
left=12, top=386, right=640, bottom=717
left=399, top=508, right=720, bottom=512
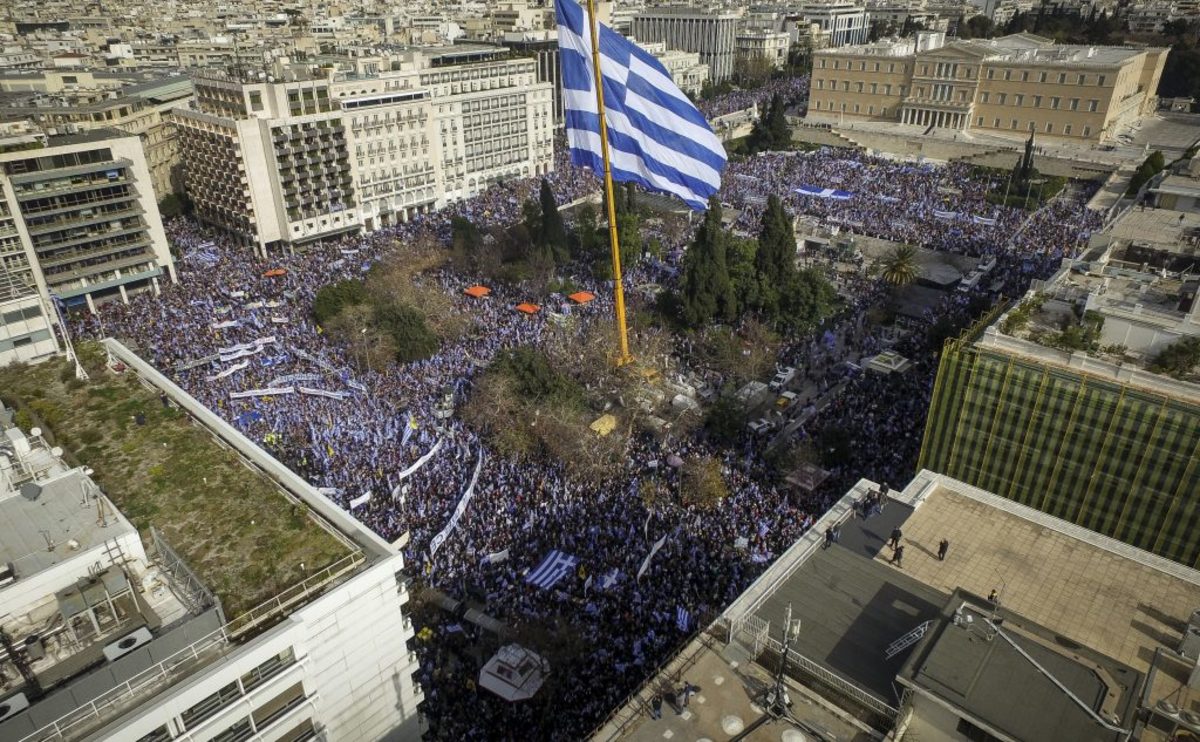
left=676, top=605, right=691, bottom=632
left=525, top=550, right=579, bottom=590
left=555, top=0, right=726, bottom=210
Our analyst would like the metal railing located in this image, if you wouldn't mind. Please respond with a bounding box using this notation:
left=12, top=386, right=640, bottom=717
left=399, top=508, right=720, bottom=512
left=225, top=550, right=365, bottom=639
left=151, top=526, right=223, bottom=621
left=764, top=636, right=899, bottom=723
left=20, top=624, right=233, bottom=742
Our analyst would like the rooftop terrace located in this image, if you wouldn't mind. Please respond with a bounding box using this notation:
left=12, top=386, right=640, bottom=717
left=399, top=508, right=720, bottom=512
left=0, top=343, right=354, bottom=619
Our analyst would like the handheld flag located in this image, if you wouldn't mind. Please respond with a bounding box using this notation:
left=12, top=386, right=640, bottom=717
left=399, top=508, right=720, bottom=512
left=526, top=550, right=580, bottom=590
left=555, top=0, right=726, bottom=210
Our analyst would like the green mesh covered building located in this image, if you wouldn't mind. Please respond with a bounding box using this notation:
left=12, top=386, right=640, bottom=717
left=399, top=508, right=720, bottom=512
left=920, top=321, right=1200, bottom=568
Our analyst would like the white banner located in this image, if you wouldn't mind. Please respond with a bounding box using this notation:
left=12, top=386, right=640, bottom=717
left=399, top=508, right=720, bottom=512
left=349, top=491, right=372, bottom=509
left=206, top=360, right=249, bottom=381
left=245, top=300, right=265, bottom=310
left=229, top=386, right=295, bottom=399
left=392, top=439, right=444, bottom=495
left=271, top=316, right=289, bottom=324
left=637, top=533, right=668, bottom=582
left=211, top=320, right=240, bottom=330
left=428, top=447, right=484, bottom=558
left=481, top=548, right=510, bottom=565
left=294, top=348, right=342, bottom=375
left=175, top=354, right=218, bottom=371
left=270, top=373, right=322, bottom=386
left=298, top=386, right=349, bottom=400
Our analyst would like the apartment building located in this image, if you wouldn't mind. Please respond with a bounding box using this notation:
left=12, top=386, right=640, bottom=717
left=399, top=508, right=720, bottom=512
left=0, top=131, right=176, bottom=314
left=175, top=48, right=553, bottom=254
left=736, top=29, right=791, bottom=70
left=807, top=32, right=1167, bottom=144
left=632, top=7, right=741, bottom=82
left=631, top=39, right=711, bottom=97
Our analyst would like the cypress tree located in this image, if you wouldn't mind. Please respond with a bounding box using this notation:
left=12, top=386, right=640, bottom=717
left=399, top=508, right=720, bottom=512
left=679, top=198, right=736, bottom=327
left=539, top=179, right=568, bottom=262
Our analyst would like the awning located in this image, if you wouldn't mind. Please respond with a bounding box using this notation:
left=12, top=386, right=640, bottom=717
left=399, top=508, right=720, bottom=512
left=515, top=303, right=540, bottom=314
left=464, top=285, right=491, bottom=298
left=568, top=291, right=596, bottom=304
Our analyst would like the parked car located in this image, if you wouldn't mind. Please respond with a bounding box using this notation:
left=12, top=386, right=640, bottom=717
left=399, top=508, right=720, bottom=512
left=770, top=366, right=797, bottom=392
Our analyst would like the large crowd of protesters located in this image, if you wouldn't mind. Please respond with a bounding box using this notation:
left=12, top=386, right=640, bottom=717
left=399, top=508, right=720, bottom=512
left=74, top=98, right=1103, bottom=737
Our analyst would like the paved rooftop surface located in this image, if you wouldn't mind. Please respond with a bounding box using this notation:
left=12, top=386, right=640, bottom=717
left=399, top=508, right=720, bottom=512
left=880, top=484, right=1200, bottom=673
left=1106, top=206, right=1200, bottom=248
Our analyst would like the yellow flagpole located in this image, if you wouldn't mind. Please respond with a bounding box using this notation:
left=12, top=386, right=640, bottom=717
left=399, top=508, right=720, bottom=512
left=585, top=0, right=632, bottom=367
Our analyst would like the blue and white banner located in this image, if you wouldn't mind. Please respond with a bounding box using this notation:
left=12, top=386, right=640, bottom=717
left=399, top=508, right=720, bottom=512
left=401, top=411, right=417, bottom=447
left=972, top=215, right=998, bottom=226
left=599, top=568, right=620, bottom=591
left=175, top=354, right=219, bottom=371
left=428, top=447, right=484, bottom=558
left=525, top=549, right=580, bottom=590
left=796, top=185, right=853, bottom=200
left=270, top=372, right=323, bottom=387
left=555, top=0, right=726, bottom=210
left=933, top=209, right=958, bottom=220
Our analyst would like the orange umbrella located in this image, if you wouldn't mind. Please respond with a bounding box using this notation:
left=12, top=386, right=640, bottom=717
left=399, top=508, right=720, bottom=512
left=464, top=285, right=491, bottom=298
left=567, top=291, right=596, bottom=304
left=263, top=268, right=287, bottom=277
left=515, top=303, right=540, bottom=315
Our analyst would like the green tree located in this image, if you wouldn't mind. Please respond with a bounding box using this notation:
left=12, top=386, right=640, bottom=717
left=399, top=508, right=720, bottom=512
left=781, top=268, right=837, bottom=331
left=726, top=236, right=759, bottom=316
left=616, top=212, right=642, bottom=267
left=375, top=304, right=439, bottom=362
left=703, top=395, right=746, bottom=445
left=572, top=203, right=599, bottom=260
left=678, top=198, right=736, bottom=327
left=1150, top=336, right=1200, bottom=378
left=754, top=195, right=797, bottom=316
left=313, top=279, right=368, bottom=324
left=451, top=216, right=481, bottom=253
left=881, top=244, right=920, bottom=286
left=539, top=179, right=568, bottom=262
left=522, top=198, right=542, bottom=244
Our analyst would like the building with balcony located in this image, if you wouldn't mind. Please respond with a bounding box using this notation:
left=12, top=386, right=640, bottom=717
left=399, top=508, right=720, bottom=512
left=0, top=340, right=423, bottom=742
left=175, top=49, right=553, bottom=253
left=736, top=29, right=792, bottom=72
left=632, top=7, right=741, bottom=82
left=0, top=272, right=56, bottom=365
left=0, top=131, right=176, bottom=314
left=807, top=31, right=1167, bottom=144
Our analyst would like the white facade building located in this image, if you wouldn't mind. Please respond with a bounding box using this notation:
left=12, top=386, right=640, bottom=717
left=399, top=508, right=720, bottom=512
left=630, top=39, right=711, bottom=97
left=175, top=48, right=553, bottom=253
left=632, top=8, right=742, bottom=82
left=796, top=1, right=872, bottom=47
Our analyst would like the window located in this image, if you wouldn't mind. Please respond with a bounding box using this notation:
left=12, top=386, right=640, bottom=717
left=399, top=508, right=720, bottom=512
left=1077, top=74, right=1086, bottom=84
left=977, top=116, right=984, bottom=126
left=868, top=106, right=874, bottom=115
left=1098, top=74, right=1106, bottom=86
left=1011, top=119, right=1018, bottom=129
left=874, top=62, right=880, bottom=71
left=884, top=84, right=892, bottom=95
left=1088, top=99, right=1098, bottom=112
left=997, top=93, right=1006, bottom=104
left=1050, top=97, right=1060, bottom=109
left=860, top=61, right=866, bottom=71
left=994, top=117, right=1001, bottom=127
left=819, top=59, right=826, bottom=68
left=1014, top=94, right=1024, bottom=106
left=855, top=82, right=863, bottom=92
left=1004, top=70, right=1011, bottom=81
left=854, top=104, right=860, bottom=113
left=1070, top=98, right=1079, bottom=110
left=1083, top=125, right=1091, bottom=136
left=987, top=69, right=994, bottom=79
left=816, top=79, right=823, bottom=89
left=1045, top=122, right=1053, bottom=133
left=1039, top=72, right=1046, bottom=82
left=871, top=83, right=877, bottom=94
left=889, top=63, right=895, bottom=73
left=1033, top=95, right=1042, bottom=107
left=832, top=59, right=839, bottom=69
left=1021, top=71, right=1029, bottom=81
left=249, top=91, right=263, bottom=112
left=980, top=92, right=989, bottom=103
left=1064, top=124, right=1072, bottom=135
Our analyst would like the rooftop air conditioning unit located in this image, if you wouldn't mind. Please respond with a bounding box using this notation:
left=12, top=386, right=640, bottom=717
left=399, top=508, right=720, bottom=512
left=1181, top=625, right=1200, bottom=660
left=0, top=692, right=29, bottom=723
left=103, top=626, right=153, bottom=662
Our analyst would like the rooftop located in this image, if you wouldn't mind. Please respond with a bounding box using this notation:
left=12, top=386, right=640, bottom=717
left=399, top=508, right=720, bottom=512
left=0, top=344, right=354, bottom=620
left=597, top=471, right=1200, bottom=741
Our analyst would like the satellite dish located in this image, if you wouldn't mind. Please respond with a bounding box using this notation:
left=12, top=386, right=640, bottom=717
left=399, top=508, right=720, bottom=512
left=30, top=427, right=41, bottom=437
left=781, top=730, right=809, bottom=742
left=20, top=482, right=42, bottom=501
left=51, top=447, right=63, bottom=457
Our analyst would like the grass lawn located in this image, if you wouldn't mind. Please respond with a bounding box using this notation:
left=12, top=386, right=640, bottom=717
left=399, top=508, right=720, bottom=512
left=0, top=344, right=351, bottom=618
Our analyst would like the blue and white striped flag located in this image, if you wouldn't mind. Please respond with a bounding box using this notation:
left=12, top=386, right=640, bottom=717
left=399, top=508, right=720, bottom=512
left=676, top=605, right=691, bottom=632
left=525, top=550, right=579, bottom=590
left=555, top=0, right=726, bottom=210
